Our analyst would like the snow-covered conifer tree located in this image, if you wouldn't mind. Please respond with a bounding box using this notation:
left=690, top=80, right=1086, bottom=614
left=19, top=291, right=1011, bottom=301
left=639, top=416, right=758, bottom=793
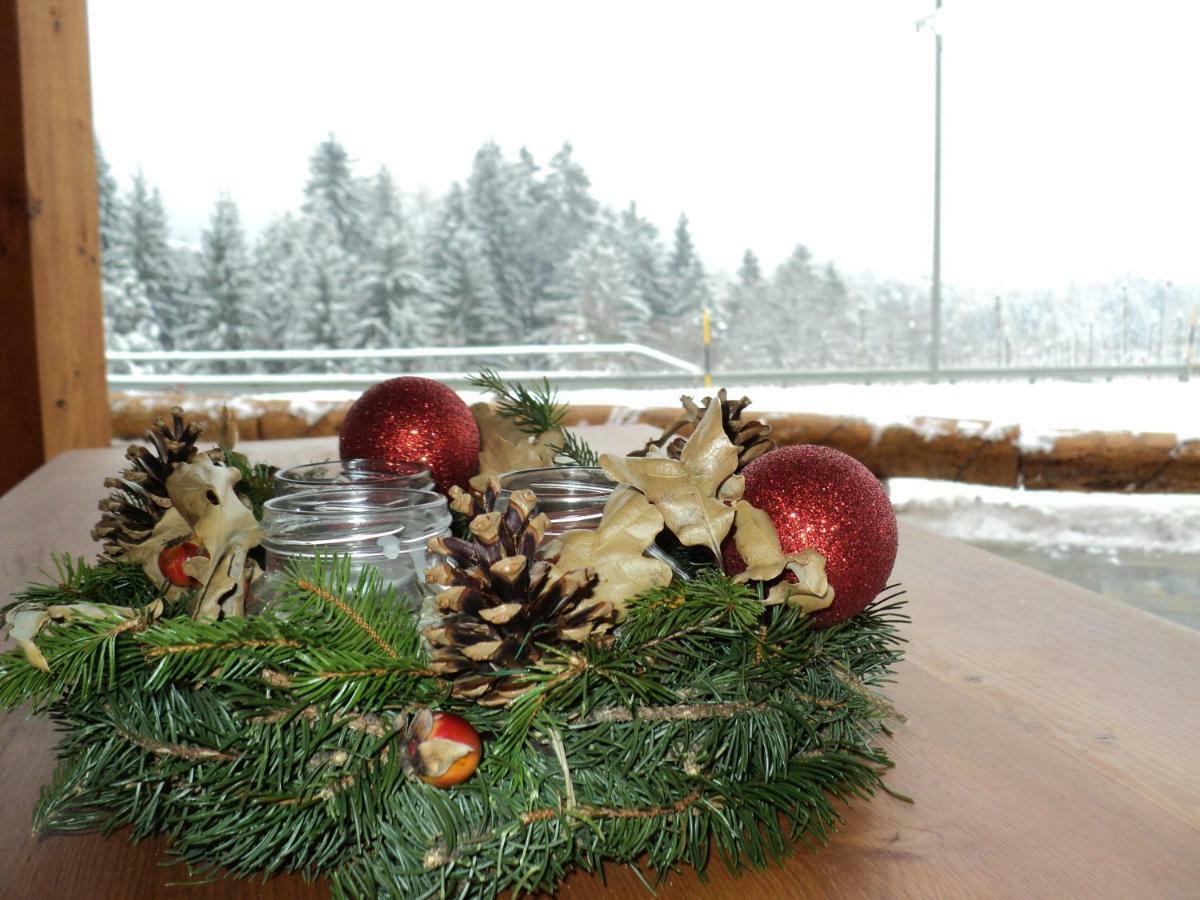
left=353, top=168, right=430, bottom=361
left=662, top=214, right=712, bottom=326
left=253, top=213, right=308, bottom=355
left=617, top=203, right=670, bottom=322
left=96, top=142, right=126, bottom=279
left=292, top=220, right=351, bottom=370
left=125, top=170, right=182, bottom=349
left=194, top=195, right=260, bottom=368
left=553, top=212, right=651, bottom=351
left=717, top=250, right=769, bottom=366
left=95, top=142, right=163, bottom=354
left=426, top=183, right=507, bottom=346
left=303, top=135, right=365, bottom=255
left=466, top=142, right=533, bottom=340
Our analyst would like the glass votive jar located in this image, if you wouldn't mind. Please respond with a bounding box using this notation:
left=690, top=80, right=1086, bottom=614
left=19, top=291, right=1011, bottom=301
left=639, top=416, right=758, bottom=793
left=498, top=467, right=615, bottom=536
left=274, top=458, right=434, bottom=495
left=259, top=487, right=450, bottom=611
left=499, top=466, right=690, bottom=580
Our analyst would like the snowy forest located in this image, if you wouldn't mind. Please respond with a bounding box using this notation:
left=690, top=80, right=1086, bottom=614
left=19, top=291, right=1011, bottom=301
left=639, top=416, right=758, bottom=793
left=99, top=136, right=1197, bottom=375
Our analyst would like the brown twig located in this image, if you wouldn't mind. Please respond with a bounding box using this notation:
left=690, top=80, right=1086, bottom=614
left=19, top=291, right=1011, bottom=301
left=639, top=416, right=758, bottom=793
left=143, top=637, right=303, bottom=660
left=113, top=724, right=239, bottom=763
left=294, top=578, right=399, bottom=659
left=573, top=693, right=841, bottom=726
left=521, top=788, right=703, bottom=824
left=638, top=616, right=720, bottom=653
left=110, top=616, right=154, bottom=638
left=314, top=665, right=435, bottom=680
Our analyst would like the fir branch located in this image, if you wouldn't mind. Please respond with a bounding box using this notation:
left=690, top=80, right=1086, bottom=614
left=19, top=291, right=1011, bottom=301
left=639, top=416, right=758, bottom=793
left=468, top=368, right=564, bottom=435
left=0, top=604, right=157, bottom=710
left=573, top=693, right=842, bottom=726
left=293, top=578, right=400, bottom=659
left=468, top=368, right=600, bottom=467
left=547, top=428, right=599, bottom=467
left=143, top=636, right=303, bottom=660
left=7, top=546, right=907, bottom=898
left=520, top=787, right=704, bottom=824
left=111, top=721, right=241, bottom=762
left=6, top=555, right=159, bottom=611
left=223, top=448, right=276, bottom=520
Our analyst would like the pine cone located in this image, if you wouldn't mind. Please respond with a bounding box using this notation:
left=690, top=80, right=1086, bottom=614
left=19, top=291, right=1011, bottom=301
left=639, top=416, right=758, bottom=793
left=424, top=479, right=611, bottom=706
left=93, top=408, right=221, bottom=560
left=633, top=389, right=774, bottom=470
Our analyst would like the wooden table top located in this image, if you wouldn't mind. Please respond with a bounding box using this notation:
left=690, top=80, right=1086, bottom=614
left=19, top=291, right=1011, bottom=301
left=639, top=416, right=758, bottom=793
left=2, top=436, right=1199, bottom=899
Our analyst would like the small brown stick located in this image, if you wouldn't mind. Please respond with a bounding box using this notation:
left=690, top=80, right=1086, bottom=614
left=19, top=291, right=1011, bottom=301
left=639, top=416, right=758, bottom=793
left=143, top=637, right=303, bottom=660
left=314, top=665, right=435, bottom=680
left=294, top=578, right=399, bottom=659
left=574, top=693, right=842, bottom=726
left=113, top=725, right=239, bottom=763
left=521, top=788, right=703, bottom=824
left=110, top=616, right=153, bottom=638
left=637, top=616, right=720, bottom=653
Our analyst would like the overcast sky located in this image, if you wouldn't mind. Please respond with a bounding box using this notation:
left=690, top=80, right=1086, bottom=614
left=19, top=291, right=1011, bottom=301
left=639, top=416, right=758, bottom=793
left=88, top=0, right=1200, bottom=290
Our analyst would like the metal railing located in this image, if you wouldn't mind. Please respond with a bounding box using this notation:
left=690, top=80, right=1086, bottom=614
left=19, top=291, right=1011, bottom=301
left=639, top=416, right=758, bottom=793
left=105, top=345, right=1194, bottom=393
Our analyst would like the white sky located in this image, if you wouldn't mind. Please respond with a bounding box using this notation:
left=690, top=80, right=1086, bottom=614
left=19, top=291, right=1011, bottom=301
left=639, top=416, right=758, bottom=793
left=88, top=0, right=1200, bottom=289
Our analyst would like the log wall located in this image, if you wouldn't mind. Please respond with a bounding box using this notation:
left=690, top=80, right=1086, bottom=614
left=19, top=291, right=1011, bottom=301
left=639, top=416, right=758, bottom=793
left=109, top=393, right=1200, bottom=494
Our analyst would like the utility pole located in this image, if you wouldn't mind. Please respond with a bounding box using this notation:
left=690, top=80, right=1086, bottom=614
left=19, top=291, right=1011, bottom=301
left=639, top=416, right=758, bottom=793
left=1158, top=280, right=1171, bottom=362
left=993, top=295, right=1003, bottom=366
left=930, top=0, right=943, bottom=375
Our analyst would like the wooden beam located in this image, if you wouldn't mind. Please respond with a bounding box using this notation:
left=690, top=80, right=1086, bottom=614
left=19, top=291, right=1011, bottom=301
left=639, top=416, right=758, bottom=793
left=0, top=0, right=110, bottom=496
left=107, top=393, right=1200, bottom=494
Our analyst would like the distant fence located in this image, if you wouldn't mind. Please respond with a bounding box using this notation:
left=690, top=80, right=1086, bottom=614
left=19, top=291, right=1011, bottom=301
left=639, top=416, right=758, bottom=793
left=106, top=341, right=1195, bottom=393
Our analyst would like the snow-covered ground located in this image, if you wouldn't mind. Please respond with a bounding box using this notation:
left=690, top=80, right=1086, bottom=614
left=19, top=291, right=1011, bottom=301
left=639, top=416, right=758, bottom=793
left=554, top=378, right=1200, bottom=443
left=891, top=478, right=1200, bottom=631
left=200, top=376, right=1200, bottom=442
left=891, top=478, right=1200, bottom=556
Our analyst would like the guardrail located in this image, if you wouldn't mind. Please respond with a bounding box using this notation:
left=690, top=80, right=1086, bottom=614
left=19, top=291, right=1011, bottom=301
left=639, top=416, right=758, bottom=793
left=105, top=343, right=1195, bottom=393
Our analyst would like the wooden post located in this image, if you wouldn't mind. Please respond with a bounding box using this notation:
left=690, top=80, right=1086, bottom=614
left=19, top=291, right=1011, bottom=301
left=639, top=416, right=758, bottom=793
left=0, top=0, right=110, bottom=495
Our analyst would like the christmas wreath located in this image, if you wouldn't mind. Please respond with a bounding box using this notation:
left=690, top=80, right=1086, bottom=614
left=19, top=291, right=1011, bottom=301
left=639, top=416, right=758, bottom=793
left=1, top=375, right=907, bottom=899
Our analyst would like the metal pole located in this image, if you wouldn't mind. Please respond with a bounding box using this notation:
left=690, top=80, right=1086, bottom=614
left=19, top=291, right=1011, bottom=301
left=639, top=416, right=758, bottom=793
left=701, top=308, right=713, bottom=388
left=930, top=0, right=943, bottom=375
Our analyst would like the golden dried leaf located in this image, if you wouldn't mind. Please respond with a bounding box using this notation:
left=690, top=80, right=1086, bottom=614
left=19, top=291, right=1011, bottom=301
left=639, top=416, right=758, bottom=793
left=417, top=737, right=472, bottom=778
left=469, top=403, right=559, bottom=491
left=600, top=399, right=741, bottom=556
left=127, top=455, right=262, bottom=620
left=3, top=601, right=162, bottom=673
left=731, top=500, right=835, bottom=615
left=552, top=486, right=672, bottom=618
left=217, top=404, right=239, bottom=452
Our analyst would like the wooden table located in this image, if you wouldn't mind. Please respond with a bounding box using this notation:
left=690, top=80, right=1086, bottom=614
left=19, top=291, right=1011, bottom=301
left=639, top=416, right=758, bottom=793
left=2, top=437, right=1199, bottom=899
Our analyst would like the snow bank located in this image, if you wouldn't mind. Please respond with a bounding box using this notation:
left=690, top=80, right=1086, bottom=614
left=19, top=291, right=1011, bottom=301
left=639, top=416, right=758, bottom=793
left=551, top=379, right=1200, bottom=444
left=893, top=478, right=1200, bottom=556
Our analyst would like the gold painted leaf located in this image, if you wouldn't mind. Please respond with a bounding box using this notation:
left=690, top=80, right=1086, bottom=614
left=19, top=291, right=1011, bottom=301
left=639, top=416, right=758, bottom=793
left=470, top=403, right=559, bottom=491
left=552, top=486, right=672, bottom=618
left=730, top=500, right=834, bottom=615
left=600, top=399, right=741, bottom=556
left=3, top=601, right=161, bottom=673
left=127, top=455, right=262, bottom=620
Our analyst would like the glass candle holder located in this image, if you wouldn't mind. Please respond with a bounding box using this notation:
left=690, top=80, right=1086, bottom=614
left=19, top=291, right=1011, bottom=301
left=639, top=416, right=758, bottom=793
left=274, top=458, right=434, bottom=495
left=259, top=487, right=450, bottom=611
left=499, top=466, right=691, bottom=580
left=498, top=466, right=615, bottom=536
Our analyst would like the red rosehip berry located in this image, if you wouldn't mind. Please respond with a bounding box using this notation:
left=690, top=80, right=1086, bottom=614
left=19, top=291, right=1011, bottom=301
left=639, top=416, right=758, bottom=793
left=157, top=541, right=209, bottom=588
left=404, top=710, right=481, bottom=788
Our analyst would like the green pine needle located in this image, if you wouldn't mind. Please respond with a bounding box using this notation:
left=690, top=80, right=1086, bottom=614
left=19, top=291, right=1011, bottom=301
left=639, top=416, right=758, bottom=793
left=468, top=368, right=599, bottom=467
left=1, top=551, right=907, bottom=898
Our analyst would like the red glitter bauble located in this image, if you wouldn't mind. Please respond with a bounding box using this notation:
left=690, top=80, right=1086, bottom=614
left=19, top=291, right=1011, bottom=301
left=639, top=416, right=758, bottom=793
left=723, top=445, right=897, bottom=628
left=339, top=377, right=480, bottom=493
